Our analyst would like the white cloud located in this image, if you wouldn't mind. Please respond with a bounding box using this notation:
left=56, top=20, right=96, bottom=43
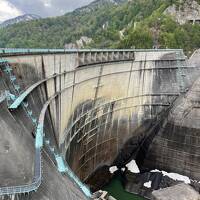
left=6, top=0, right=94, bottom=18
left=41, top=0, right=52, bottom=7
left=0, top=0, right=23, bottom=22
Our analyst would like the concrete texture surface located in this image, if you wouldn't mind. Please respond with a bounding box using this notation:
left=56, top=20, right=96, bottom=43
left=0, top=49, right=200, bottom=199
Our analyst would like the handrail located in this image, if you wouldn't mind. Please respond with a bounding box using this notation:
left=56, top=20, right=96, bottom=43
left=0, top=61, right=42, bottom=196
left=9, top=71, right=67, bottom=109
left=0, top=141, right=42, bottom=195
left=0, top=48, right=181, bottom=55
left=0, top=69, right=90, bottom=197
left=0, top=150, right=41, bottom=194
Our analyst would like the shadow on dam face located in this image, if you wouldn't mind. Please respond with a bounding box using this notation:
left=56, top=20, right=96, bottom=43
left=1, top=49, right=200, bottom=199
left=66, top=98, right=171, bottom=191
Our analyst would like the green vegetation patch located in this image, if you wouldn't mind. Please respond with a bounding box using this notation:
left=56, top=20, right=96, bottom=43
left=0, top=0, right=200, bottom=56
left=103, top=175, right=144, bottom=200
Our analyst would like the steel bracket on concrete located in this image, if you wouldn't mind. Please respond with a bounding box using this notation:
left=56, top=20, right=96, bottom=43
left=0, top=58, right=8, bottom=63
left=3, top=64, right=12, bottom=74
left=3, top=90, right=16, bottom=107
left=35, top=123, right=44, bottom=149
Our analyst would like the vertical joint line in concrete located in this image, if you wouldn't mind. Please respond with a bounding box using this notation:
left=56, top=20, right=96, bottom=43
left=93, top=65, right=103, bottom=107
left=69, top=70, right=76, bottom=143
left=59, top=56, right=62, bottom=147
left=126, top=59, right=134, bottom=97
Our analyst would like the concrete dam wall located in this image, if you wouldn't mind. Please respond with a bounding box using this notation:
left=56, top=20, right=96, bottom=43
left=0, top=49, right=200, bottom=199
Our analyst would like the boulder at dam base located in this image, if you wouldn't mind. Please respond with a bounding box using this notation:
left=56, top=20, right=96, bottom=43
left=124, top=169, right=200, bottom=199
left=152, top=183, right=200, bottom=200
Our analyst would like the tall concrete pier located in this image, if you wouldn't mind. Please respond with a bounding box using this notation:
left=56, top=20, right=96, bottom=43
left=0, top=49, right=200, bottom=199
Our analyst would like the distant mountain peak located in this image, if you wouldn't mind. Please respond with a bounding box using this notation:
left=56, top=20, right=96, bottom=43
left=0, top=14, right=41, bottom=28
left=74, top=0, right=127, bottom=14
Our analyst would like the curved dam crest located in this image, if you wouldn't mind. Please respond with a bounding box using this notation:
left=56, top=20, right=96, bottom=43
left=0, top=49, right=200, bottom=199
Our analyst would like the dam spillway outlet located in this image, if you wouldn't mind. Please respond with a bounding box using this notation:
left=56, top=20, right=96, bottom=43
left=0, top=48, right=200, bottom=200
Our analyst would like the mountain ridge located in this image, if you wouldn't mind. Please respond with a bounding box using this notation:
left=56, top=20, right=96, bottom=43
left=73, top=0, right=127, bottom=13
left=0, top=0, right=200, bottom=55
left=0, top=14, right=41, bottom=28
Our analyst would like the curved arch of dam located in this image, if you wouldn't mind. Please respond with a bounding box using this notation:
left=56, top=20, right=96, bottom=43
left=0, top=48, right=200, bottom=200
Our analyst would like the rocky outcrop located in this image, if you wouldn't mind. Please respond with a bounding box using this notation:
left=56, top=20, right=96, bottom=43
left=189, top=49, right=200, bottom=66
left=74, top=0, right=127, bottom=14
left=164, top=0, right=200, bottom=25
left=65, top=36, right=93, bottom=49
left=0, top=14, right=41, bottom=28
left=92, top=190, right=117, bottom=200
left=143, top=59, right=200, bottom=181
left=152, top=183, right=200, bottom=200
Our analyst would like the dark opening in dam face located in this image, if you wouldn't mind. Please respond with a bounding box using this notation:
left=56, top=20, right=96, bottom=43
left=0, top=49, right=200, bottom=200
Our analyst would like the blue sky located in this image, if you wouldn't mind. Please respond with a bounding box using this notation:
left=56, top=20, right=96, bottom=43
left=0, top=0, right=93, bottom=22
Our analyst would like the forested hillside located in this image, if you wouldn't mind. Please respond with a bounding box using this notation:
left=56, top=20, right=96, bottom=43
left=0, top=0, right=200, bottom=55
